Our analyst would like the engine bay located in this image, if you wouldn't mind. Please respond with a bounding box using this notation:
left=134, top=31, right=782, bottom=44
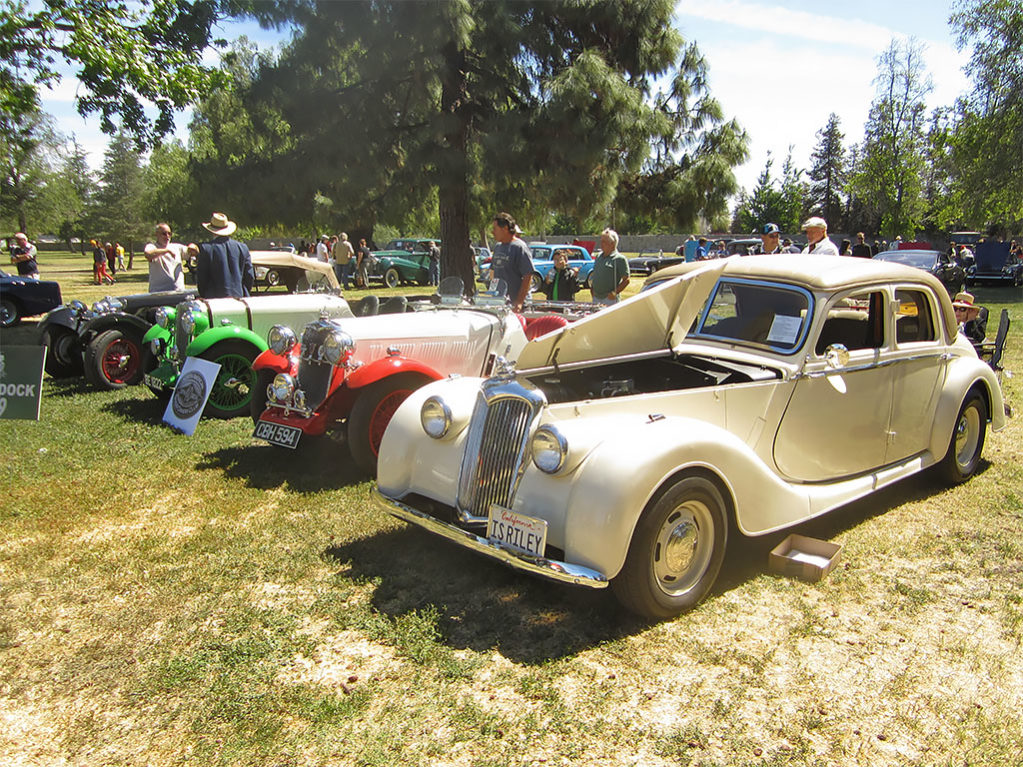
left=526, top=353, right=780, bottom=404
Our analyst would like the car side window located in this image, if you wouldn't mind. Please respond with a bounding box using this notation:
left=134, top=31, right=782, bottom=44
left=815, top=290, right=885, bottom=355
left=894, top=288, right=937, bottom=344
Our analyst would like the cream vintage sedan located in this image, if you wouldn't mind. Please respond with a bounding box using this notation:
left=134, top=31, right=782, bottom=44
left=372, top=255, right=1006, bottom=620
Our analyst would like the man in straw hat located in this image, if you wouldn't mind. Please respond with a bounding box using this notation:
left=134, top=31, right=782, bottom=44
left=952, top=291, right=987, bottom=348
left=188, top=212, right=254, bottom=299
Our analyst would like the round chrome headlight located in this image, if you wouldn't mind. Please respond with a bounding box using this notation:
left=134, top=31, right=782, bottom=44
left=150, top=338, right=164, bottom=355
left=107, top=297, right=124, bottom=311
left=421, top=396, right=452, bottom=439
left=155, top=307, right=170, bottom=328
left=92, top=299, right=109, bottom=313
left=270, top=373, right=296, bottom=402
left=321, top=330, right=354, bottom=365
left=180, top=309, right=196, bottom=335
left=293, top=390, right=306, bottom=410
left=69, top=299, right=86, bottom=317
left=532, top=425, right=567, bottom=474
left=268, top=325, right=297, bottom=356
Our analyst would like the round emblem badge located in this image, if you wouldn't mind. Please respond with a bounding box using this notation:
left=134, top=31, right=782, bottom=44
left=172, top=370, right=208, bottom=419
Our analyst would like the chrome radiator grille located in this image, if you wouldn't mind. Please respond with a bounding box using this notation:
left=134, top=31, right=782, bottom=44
left=296, top=320, right=337, bottom=410
left=456, top=378, right=546, bottom=521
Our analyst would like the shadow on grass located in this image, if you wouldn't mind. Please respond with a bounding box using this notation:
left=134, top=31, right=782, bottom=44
left=323, top=465, right=989, bottom=663
left=194, top=440, right=367, bottom=492
left=100, top=392, right=171, bottom=420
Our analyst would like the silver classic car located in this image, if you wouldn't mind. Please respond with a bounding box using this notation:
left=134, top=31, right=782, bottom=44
left=372, top=255, right=1006, bottom=620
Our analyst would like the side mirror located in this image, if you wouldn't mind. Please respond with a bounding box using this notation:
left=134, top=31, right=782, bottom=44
left=825, top=343, right=850, bottom=369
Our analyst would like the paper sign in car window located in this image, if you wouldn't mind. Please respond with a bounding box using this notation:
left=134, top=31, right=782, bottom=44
left=767, top=315, right=802, bottom=345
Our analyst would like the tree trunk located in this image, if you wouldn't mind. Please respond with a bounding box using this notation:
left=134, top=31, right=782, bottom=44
left=437, top=40, right=474, bottom=295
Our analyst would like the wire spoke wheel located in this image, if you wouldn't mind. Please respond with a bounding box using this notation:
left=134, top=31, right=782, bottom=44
left=199, top=341, right=258, bottom=419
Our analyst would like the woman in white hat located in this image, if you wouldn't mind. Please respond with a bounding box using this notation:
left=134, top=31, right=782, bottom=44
left=187, top=212, right=254, bottom=298
left=952, top=291, right=987, bottom=347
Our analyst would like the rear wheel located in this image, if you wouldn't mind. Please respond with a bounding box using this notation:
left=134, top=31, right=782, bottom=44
left=938, top=390, right=987, bottom=484
left=84, top=329, right=144, bottom=389
left=199, top=340, right=259, bottom=419
left=41, top=327, right=83, bottom=378
left=384, top=267, right=401, bottom=288
left=347, top=373, right=428, bottom=475
left=612, top=475, right=728, bottom=620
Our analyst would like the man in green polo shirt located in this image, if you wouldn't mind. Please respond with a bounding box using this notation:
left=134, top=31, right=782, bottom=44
left=589, top=227, right=630, bottom=304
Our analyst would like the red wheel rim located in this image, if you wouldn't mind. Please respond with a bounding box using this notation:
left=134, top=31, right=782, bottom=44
left=368, top=389, right=412, bottom=456
left=101, top=338, right=141, bottom=384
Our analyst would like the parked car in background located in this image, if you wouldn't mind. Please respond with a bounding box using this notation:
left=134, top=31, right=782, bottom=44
left=367, top=238, right=441, bottom=288
left=0, top=269, right=62, bottom=328
left=726, top=238, right=761, bottom=256
left=251, top=279, right=537, bottom=474
left=873, top=248, right=966, bottom=296
left=965, top=241, right=1023, bottom=287
left=526, top=244, right=595, bottom=290
left=37, top=290, right=194, bottom=386
left=251, top=250, right=340, bottom=293
left=373, top=255, right=1005, bottom=620
left=143, top=293, right=354, bottom=419
left=628, top=250, right=686, bottom=276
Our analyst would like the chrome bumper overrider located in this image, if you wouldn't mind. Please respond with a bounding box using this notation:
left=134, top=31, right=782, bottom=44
left=371, top=488, right=609, bottom=589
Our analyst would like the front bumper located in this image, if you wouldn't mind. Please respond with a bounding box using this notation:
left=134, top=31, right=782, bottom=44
left=257, top=406, right=331, bottom=436
left=371, top=487, right=609, bottom=589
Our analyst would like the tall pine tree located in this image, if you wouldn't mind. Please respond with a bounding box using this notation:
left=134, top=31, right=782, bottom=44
left=808, top=113, right=846, bottom=229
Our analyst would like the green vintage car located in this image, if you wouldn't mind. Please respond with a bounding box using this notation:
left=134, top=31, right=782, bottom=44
left=369, top=238, right=441, bottom=288
left=143, top=293, right=354, bottom=419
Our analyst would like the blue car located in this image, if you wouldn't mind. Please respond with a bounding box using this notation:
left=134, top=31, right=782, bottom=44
left=528, top=244, right=595, bottom=290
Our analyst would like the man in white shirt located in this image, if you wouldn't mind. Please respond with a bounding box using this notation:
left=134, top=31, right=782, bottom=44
left=315, top=235, right=330, bottom=262
left=144, top=223, right=186, bottom=291
left=801, top=217, right=839, bottom=256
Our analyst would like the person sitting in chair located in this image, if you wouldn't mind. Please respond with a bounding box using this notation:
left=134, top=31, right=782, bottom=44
left=952, top=291, right=987, bottom=348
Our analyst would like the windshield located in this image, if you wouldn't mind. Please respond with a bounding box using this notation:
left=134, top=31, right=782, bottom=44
left=875, top=250, right=937, bottom=268
left=693, top=278, right=813, bottom=353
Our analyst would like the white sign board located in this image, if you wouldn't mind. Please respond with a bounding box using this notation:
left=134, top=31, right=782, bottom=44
left=163, top=356, right=221, bottom=435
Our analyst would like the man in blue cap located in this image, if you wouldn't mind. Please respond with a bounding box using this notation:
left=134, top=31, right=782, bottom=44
left=757, top=223, right=783, bottom=254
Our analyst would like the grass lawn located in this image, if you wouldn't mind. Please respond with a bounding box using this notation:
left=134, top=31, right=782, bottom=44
left=1, top=251, right=1022, bottom=766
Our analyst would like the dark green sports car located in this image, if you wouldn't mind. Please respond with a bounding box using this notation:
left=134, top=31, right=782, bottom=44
left=369, top=238, right=441, bottom=287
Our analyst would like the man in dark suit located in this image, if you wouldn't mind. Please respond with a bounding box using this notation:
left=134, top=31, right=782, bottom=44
left=188, top=212, right=254, bottom=299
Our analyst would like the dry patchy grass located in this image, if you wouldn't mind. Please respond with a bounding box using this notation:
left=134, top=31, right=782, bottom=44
left=1, top=258, right=1021, bottom=766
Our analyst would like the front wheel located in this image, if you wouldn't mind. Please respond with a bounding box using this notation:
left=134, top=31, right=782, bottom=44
left=42, top=327, right=83, bottom=378
left=612, top=475, right=728, bottom=620
left=347, top=373, right=428, bottom=475
left=384, top=267, right=401, bottom=288
left=84, top=329, right=144, bottom=389
left=938, top=390, right=987, bottom=484
left=199, top=340, right=259, bottom=419
left=0, top=297, right=20, bottom=327
left=530, top=272, right=543, bottom=292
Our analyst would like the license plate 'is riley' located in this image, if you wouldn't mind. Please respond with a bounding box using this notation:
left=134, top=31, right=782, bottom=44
left=487, top=505, right=548, bottom=558
left=253, top=419, right=302, bottom=449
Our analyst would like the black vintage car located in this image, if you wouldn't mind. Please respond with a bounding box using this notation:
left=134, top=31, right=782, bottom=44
left=37, top=290, right=194, bottom=387
left=628, top=250, right=686, bottom=276
left=873, top=249, right=966, bottom=296
left=0, top=268, right=63, bottom=328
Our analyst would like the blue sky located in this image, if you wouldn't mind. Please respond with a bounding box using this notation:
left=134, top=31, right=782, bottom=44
left=38, top=1, right=970, bottom=197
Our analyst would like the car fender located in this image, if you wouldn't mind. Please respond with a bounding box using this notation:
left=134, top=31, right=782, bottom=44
left=185, top=325, right=267, bottom=357
left=252, top=347, right=296, bottom=375
left=82, top=312, right=150, bottom=341
left=927, top=354, right=1006, bottom=459
left=344, top=355, right=443, bottom=391
left=38, top=305, right=76, bottom=335
left=143, top=323, right=170, bottom=345
left=514, top=414, right=809, bottom=579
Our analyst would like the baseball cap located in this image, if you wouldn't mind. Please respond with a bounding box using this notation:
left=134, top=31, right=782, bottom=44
left=761, top=223, right=780, bottom=235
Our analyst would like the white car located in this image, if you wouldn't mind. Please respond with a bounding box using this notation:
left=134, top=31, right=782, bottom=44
left=372, top=255, right=1006, bottom=620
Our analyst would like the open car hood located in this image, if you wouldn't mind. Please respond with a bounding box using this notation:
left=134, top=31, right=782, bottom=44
left=516, top=260, right=727, bottom=371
